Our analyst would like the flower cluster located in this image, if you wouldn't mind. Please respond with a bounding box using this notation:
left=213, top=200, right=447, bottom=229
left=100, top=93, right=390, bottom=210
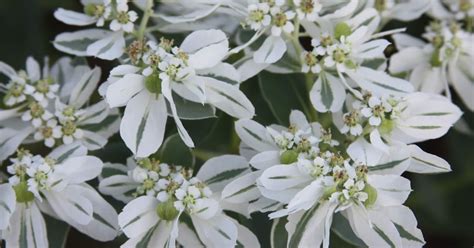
left=0, top=144, right=118, bottom=247
left=99, top=155, right=258, bottom=247
left=0, top=57, right=119, bottom=160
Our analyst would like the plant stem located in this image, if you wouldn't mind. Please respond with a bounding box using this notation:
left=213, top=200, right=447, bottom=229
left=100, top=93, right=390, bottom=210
left=137, top=0, right=153, bottom=41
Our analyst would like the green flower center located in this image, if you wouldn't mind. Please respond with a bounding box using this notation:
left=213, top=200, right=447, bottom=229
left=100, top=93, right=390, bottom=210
left=62, top=121, right=77, bottom=136
left=249, top=9, right=265, bottom=22
left=300, top=0, right=315, bottom=14
left=273, top=12, right=287, bottom=27
left=117, top=11, right=130, bottom=24
left=29, top=102, right=45, bottom=118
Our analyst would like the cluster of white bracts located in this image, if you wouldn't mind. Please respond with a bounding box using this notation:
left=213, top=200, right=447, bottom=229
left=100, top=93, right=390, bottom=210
left=0, top=0, right=470, bottom=247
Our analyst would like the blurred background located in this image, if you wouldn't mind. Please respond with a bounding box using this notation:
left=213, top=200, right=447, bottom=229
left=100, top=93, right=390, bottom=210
left=0, top=1, right=473, bottom=247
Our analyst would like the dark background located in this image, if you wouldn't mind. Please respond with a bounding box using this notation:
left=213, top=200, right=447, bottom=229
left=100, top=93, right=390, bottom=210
left=0, top=1, right=473, bottom=247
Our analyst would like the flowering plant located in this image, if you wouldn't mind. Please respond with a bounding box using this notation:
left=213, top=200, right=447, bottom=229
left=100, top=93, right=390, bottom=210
left=0, top=0, right=472, bottom=247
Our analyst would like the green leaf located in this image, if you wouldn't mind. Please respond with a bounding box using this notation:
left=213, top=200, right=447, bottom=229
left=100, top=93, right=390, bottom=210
left=331, top=213, right=367, bottom=247
left=258, top=71, right=311, bottom=126
left=271, top=218, right=288, bottom=248
left=157, top=134, right=195, bottom=168
left=166, top=92, right=216, bottom=120
left=45, top=215, right=70, bottom=248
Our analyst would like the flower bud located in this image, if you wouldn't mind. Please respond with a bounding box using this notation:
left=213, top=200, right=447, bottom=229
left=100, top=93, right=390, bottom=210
left=363, top=184, right=377, bottom=207
left=156, top=199, right=179, bottom=221
left=14, top=181, right=34, bottom=203
left=280, top=150, right=298, bottom=164
left=334, top=22, right=352, bottom=40
left=145, top=73, right=162, bottom=93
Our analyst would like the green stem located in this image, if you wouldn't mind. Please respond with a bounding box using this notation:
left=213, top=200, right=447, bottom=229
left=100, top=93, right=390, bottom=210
left=304, top=73, right=318, bottom=122
left=137, top=0, right=153, bottom=41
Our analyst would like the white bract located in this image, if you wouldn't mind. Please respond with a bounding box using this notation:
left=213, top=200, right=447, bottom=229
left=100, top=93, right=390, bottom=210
left=99, top=155, right=259, bottom=248
left=0, top=57, right=119, bottom=160
left=390, top=21, right=474, bottom=110
left=335, top=91, right=462, bottom=153
left=430, top=0, right=474, bottom=20
left=53, top=0, right=138, bottom=60
left=0, top=143, right=119, bottom=247
left=263, top=138, right=425, bottom=248
left=223, top=110, right=340, bottom=213
left=302, top=9, right=414, bottom=113
left=362, top=0, right=431, bottom=22
left=234, top=0, right=360, bottom=81
left=102, top=29, right=254, bottom=157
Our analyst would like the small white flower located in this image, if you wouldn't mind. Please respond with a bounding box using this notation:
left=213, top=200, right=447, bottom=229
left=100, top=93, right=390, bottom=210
left=109, top=1, right=138, bottom=33
left=294, top=0, right=322, bottom=21
left=246, top=3, right=272, bottom=30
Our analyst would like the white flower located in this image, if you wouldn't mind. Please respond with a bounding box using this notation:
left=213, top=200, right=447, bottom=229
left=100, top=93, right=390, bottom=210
left=335, top=91, right=462, bottom=152
left=103, top=29, right=254, bottom=157
left=222, top=110, right=328, bottom=213
left=33, top=119, right=62, bottom=147
left=109, top=1, right=138, bottom=33
left=389, top=21, right=474, bottom=110
left=102, top=155, right=259, bottom=247
left=246, top=3, right=272, bottom=30
left=430, top=0, right=474, bottom=20
left=0, top=144, right=119, bottom=246
left=260, top=138, right=425, bottom=248
left=303, top=12, right=414, bottom=113
left=0, top=57, right=120, bottom=160
left=294, top=0, right=322, bottom=21
left=53, top=0, right=137, bottom=60
left=371, top=0, right=430, bottom=22
left=270, top=6, right=296, bottom=36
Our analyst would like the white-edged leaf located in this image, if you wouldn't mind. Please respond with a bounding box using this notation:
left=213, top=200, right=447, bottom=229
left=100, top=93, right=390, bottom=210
left=53, top=29, right=110, bottom=56
left=310, top=72, right=346, bottom=112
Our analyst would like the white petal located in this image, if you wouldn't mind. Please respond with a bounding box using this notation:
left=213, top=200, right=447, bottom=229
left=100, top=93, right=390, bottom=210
left=26, top=57, right=41, bottom=82
left=118, top=196, right=159, bottom=238
left=86, top=32, right=126, bottom=60
left=310, top=72, right=346, bottom=112
left=389, top=47, right=425, bottom=74
left=47, top=142, right=87, bottom=162
left=54, top=8, right=97, bottom=26
left=235, top=119, right=277, bottom=152
left=204, top=77, right=255, bottom=119
left=449, top=59, right=474, bottom=110
left=346, top=204, right=402, bottom=248
left=346, top=67, right=414, bottom=96
left=407, top=145, right=451, bottom=174
left=197, top=155, right=249, bottom=192
left=0, top=184, right=16, bottom=230
left=368, top=174, right=411, bottom=206
left=249, top=151, right=280, bottom=170
left=54, top=29, right=110, bottom=56
left=385, top=205, right=425, bottom=247
left=221, top=171, right=261, bottom=204
left=99, top=174, right=137, bottom=203
left=54, top=156, right=103, bottom=184
left=106, top=73, right=145, bottom=108
left=192, top=215, right=238, bottom=247
left=181, top=29, right=229, bottom=70
left=120, top=92, right=168, bottom=157
left=161, top=80, right=194, bottom=148
left=69, top=66, right=101, bottom=108
left=254, top=36, right=286, bottom=64
left=259, top=165, right=310, bottom=191
left=44, top=187, right=93, bottom=226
